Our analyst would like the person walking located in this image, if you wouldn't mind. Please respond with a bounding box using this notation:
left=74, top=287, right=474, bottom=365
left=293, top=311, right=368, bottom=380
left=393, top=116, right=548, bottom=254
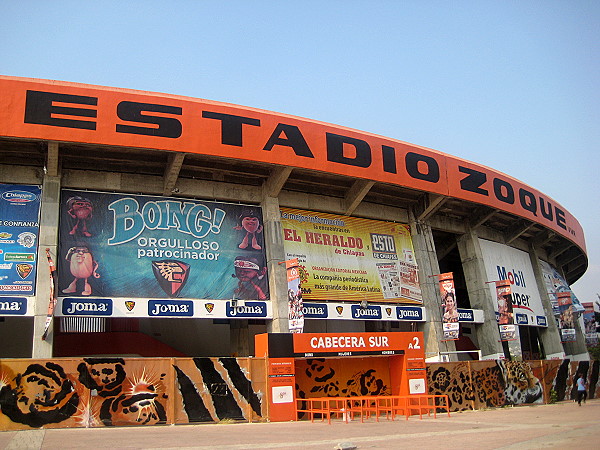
left=576, top=374, right=587, bottom=406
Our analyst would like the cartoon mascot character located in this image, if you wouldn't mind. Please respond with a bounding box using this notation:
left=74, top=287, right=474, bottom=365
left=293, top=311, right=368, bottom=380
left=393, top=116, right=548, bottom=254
left=234, top=208, right=263, bottom=250
left=63, top=245, right=100, bottom=296
left=66, top=196, right=94, bottom=237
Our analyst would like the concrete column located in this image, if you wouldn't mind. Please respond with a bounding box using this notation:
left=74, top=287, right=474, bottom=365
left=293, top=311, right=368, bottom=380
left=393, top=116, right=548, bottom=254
left=32, top=175, right=61, bottom=358
left=528, top=244, right=566, bottom=359
left=261, top=196, right=289, bottom=333
left=456, top=229, right=505, bottom=359
left=564, top=319, right=589, bottom=360
left=408, top=210, right=457, bottom=361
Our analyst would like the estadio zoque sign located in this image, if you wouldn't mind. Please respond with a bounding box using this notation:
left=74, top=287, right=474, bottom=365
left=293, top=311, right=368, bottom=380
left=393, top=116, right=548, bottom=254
left=0, top=76, right=585, bottom=253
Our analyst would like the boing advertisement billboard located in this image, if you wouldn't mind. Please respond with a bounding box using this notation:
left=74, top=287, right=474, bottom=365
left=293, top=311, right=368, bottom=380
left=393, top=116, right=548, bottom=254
left=57, top=190, right=269, bottom=301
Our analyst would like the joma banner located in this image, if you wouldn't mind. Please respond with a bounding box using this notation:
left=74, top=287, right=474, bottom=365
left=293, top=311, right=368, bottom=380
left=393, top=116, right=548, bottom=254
left=58, top=190, right=269, bottom=300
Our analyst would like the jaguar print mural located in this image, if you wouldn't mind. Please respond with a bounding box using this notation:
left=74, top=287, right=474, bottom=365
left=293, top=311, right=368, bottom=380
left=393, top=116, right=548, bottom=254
left=1, top=357, right=597, bottom=429
left=173, top=357, right=263, bottom=423
left=294, top=357, right=391, bottom=418
left=0, top=362, right=79, bottom=428
left=0, top=357, right=264, bottom=430
left=427, top=359, right=600, bottom=412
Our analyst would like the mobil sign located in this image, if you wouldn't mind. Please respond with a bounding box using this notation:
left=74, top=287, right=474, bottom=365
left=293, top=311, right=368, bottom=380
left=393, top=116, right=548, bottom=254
left=479, top=239, right=546, bottom=326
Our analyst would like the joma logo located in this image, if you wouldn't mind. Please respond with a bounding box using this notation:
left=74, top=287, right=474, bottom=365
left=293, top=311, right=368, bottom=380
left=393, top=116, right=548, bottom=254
left=63, top=299, right=112, bottom=315
left=351, top=305, right=381, bottom=319
left=148, top=300, right=194, bottom=316
left=226, top=302, right=267, bottom=318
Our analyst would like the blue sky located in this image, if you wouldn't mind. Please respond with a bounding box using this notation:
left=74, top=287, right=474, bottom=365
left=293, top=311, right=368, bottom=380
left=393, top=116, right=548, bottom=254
left=2, top=1, right=598, bottom=302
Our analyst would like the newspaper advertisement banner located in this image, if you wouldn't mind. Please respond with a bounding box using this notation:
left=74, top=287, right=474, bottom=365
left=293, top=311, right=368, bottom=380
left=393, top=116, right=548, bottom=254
left=496, top=280, right=516, bottom=341
left=539, top=259, right=584, bottom=314
left=479, top=239, right=546, bottom=326
left=557, top=292, right=576, bottom=342
left=0, top=184, right=42, bottom=296
left=583, top=302, right=598, bottom=346
left=439, top=272, right=459, bottom=340
left=58, top=190, right=269, bottom=301
left=286, top=258, right=304, bottom=333
left=280, top=208, right=421, bottom=304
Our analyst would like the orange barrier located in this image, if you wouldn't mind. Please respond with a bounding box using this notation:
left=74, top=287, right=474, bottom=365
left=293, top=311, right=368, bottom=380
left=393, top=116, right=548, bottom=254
left=295, top=395, right=450, bottom=424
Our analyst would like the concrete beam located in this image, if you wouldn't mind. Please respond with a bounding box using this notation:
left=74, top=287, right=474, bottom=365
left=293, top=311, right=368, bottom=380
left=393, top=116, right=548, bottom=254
left=417, top=194, right=447, bottom=222
left=505, top=220, right=535, bottom=245
left=263, top=166, right=293, bottom=198
left=344, top=179, right=375, bottom=215
left=162, top=152, right=185, bottom=196
left=549, top=242, right=572, bottom=259
left=532, top=229, right=555, bottom=248
left=561, top=251, right=585, bottom=267
left=47, top=141, right=59, bottom=177
left=565, top=257, right=587, bottom=276
left=469, top=206, right=498, bottom=230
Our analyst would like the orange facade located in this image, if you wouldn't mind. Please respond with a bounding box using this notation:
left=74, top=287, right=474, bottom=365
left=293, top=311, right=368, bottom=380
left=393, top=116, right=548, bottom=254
left=0, top=76, right=585, bottom=253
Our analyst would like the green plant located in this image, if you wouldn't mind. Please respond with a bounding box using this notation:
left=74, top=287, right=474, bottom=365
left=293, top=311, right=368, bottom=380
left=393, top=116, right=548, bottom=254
left=588, top=344, right=600, bottom=361
left=549, top=389, right=558, bottom=404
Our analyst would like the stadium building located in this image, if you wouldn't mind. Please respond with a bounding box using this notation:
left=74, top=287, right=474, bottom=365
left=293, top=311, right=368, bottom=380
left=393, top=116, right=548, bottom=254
left=0, top=76, right=589, bottom=362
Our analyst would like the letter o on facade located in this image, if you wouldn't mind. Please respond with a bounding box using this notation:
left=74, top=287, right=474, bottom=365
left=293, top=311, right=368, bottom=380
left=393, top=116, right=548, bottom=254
left=405, top=152, right=440, bottom=182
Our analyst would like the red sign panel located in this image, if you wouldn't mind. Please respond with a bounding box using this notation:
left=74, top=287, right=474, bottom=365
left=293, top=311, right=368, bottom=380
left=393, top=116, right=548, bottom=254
left=292, top=332, right=424, bottom=358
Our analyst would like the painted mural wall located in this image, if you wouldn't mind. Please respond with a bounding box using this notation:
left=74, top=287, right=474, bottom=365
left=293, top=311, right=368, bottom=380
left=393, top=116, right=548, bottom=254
left=1, top=356, right=597, bottom=429
left=427, top=359, right=599, bottom=412
left=0, top=357, right=265, bottom=430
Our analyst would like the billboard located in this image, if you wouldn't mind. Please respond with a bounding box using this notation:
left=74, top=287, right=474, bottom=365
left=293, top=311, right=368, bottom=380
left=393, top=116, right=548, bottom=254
left=479, top=239, right=546, bottom=326
left=57, top=190, right=269, bottom=301
left=539, top=259, right=584, bottom=314
left=280, top=208, right=421, bottom=304
left=0, top=183, right=41, bottom=296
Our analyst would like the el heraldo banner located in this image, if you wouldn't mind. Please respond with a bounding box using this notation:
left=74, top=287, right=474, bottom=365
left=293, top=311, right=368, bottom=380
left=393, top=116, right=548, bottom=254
left=280, top=208, right=421, bottom=304
left=57, top=190, right=269, bottom=300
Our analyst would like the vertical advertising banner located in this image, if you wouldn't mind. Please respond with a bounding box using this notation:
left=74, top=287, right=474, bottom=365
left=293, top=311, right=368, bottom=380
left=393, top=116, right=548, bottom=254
left=496, top=280, right=516, bottom=341
left=280, top=208, right=421, bottom=304
left=0, top=184, right=41, bottom=296
left=41, top=248, right=58, bottom=340
left=439, top=272, right=459, bottom=340
left=57, top=190, right=269, bottom=301
left=582, top=302, right=598, bottom=346
left=557, top=292, right=576, bottom=342
left=539, top=260, right=584, bottom=314
left=285, top=258, right=304, bottom=333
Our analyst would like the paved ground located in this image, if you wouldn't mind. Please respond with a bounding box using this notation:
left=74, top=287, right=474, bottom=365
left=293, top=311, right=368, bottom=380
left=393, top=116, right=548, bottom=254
left=1, top=399, right=599, bottom=449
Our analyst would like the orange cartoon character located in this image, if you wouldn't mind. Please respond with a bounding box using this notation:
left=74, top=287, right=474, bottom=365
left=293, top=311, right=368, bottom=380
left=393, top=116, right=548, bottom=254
left=63, top=245, right=100, bottom=296
left=234, top=208, right=263, bottom=250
